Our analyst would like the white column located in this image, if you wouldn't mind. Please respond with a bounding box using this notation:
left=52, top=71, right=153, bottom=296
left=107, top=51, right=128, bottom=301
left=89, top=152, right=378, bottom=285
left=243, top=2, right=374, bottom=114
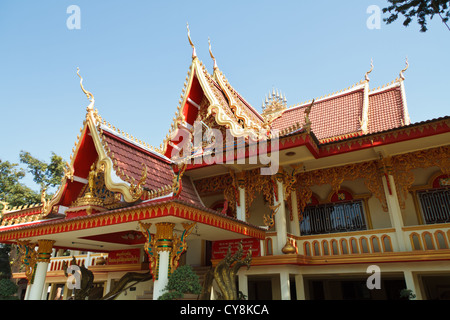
left=275, top=180, right=287, bottom=254
left=153, top=251, right=170, bottom=300
left=28, top=261, right=49, bottom=300
left=295, top=274, right=306, bottom=300
left=236, top=186, right=246, bottom=222
left=403, top=270, right=423, bottom=300
left=238, top=273, right=248, bottom=300
left=280, top=271, right=291, bottom=300
left=290, top=191, right=300, bottom=236
left=24, top=283, right=32, bottom=300
left=28, top=240, right=54, bottom=300
left=382, top=174, right=408, bottom=251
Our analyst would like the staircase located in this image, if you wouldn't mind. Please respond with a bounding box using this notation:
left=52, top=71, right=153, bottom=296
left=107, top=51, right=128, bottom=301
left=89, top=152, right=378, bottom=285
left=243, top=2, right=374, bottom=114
left=136, top=265, right=211, bottom=300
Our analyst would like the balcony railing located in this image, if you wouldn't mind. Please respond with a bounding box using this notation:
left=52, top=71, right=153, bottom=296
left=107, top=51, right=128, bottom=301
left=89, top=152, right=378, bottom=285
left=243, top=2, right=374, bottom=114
left=295, top=228, right=397, bottom=256
left=48, top=253, right=108, bottom=272
left=403, top=224, right=450, bottom=251
left=262, top=224, right=450, bottom=258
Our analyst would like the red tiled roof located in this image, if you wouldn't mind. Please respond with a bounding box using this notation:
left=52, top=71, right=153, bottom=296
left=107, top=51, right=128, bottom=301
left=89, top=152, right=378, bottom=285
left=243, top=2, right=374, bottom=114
left=101, top=130, right=203, bottom=206
left=272, top=89, right=365, bottom=141
left=368, top=86, right=405, bottom=134
left=177, top=175, right=203, bottom=206
left=102, top=130, right=173, bottom=191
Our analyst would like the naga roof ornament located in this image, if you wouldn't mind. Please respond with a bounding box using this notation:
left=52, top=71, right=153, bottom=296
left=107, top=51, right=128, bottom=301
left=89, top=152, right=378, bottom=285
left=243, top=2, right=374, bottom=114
left=77, top=67, right=95, bottom=113
left=399, top=57, right=409, bottom=81
left=186, top=23, right=197, bottom=60
left=208, top=37, right=218, bottom=70
left=364, top=59, right=374, bottom=82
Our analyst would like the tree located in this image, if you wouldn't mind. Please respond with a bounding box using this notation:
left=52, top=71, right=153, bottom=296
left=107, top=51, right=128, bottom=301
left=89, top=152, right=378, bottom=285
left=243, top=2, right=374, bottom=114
left=19, top=151, right=65, bottom=192
left=383, top=0, right=450, bottom=32
left=0, top=160, right=40, bottom=207
left=0, top=152, right=65, bottom=287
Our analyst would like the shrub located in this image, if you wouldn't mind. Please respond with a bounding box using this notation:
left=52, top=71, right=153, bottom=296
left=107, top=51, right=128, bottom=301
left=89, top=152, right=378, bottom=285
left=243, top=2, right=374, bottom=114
left=158, top=265, right=202, bottom=300
left=0, top=278, right=18, bottom=299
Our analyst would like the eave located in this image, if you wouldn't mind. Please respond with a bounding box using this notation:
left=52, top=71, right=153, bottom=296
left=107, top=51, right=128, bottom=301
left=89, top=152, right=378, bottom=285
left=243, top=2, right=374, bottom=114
left=0, top=198, right=266, bottom=251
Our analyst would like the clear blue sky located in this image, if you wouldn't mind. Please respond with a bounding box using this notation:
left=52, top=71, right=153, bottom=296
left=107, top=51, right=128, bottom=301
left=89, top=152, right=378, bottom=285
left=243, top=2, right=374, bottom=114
left=0, top=0, right=449, bottom=191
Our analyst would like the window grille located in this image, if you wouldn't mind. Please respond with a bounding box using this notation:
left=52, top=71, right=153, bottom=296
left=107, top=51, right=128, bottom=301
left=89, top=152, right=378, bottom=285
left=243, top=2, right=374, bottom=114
left=300, top=200, right=367, bottom=235
left=418, top=188, right=450, bottom=224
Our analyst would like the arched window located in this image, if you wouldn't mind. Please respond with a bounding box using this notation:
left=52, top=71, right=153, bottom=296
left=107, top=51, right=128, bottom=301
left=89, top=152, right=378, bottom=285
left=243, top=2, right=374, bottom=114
left=417, top=174, right=450, bottom=224
left=313, top=241, right=321, bottom=256
left=410, top=233, right=422, bottom=250
left=331, top=240, right=339, bottom=255
left=350, top=238, right=359, bottom=254
left=340, top=239, right=349, bottom=254
left=360, top=237, right=370, bottom=253
left=371, top=236, right=381, bottom=253
left=265, top=238, right=273, bottom=256
left=435, top=231, right=448, bottom=249
left=322, top=240, right=330, bottom=256
left=304, top=242, right=311, bottom=256
left=422, top=232, right=435, bottom=250
left=381, top=235, right=393, bottom=252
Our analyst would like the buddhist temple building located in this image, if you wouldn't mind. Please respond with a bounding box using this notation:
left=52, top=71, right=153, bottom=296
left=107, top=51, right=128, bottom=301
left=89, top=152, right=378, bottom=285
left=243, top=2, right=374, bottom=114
left=1, top=30, right=449, bottom=300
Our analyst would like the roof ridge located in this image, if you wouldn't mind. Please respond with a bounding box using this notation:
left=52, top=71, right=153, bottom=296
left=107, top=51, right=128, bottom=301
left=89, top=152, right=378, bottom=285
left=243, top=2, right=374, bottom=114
left=288, top=81, right=366, bottom=111
left=97, top=117, right=169, bottom=161
left=368, top=79, right=402, bottom=94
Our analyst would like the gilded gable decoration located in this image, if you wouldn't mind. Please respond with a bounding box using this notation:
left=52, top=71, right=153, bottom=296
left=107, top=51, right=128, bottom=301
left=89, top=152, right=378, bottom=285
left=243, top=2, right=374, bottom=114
left=66, top=161, right=123, bottom=216
left=261, top=89, right=288, bottom=127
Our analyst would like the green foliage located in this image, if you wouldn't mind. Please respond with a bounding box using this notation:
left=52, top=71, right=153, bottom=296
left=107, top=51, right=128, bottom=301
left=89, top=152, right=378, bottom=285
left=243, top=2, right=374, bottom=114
left=0, top=152, right=65, bottom=282
left=383, top=0, right=450, bottom=32
left=0, top=152, right=65, bottom=207
left=0, top=245, right=11, bottom=279
left=0, top=160, right=40, bottom=207
left=158, top=265, right=202, bottom=300
left=0, top=278, right=18, bottom=298
left=400, top=288, right=416, bottom=300
left=19, top=151, right=65, bottom=190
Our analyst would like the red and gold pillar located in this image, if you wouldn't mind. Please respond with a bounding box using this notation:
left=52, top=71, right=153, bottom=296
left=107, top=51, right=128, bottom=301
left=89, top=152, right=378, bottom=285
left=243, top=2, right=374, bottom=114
left=139, top=221, right=196, bottom=300
left=28, top=240, right=55, bottom=300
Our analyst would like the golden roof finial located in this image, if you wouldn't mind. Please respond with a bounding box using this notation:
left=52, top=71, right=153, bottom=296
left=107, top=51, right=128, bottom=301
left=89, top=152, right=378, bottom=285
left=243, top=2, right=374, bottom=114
left=399, top=57, right=409, bottom=80
left=186, top=22, right=197, bottom=59
left=364, top=59, right=374, bottom=82
left=76, top=67, right=95, bottom=112
left=208, top=37, right=218, bottom=70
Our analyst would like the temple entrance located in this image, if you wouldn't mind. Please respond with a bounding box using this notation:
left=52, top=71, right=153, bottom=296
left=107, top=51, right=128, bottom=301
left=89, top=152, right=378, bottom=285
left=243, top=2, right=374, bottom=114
left=305, top=274, right=406, bottom=300
left=421, top=274, right=450, bottom=300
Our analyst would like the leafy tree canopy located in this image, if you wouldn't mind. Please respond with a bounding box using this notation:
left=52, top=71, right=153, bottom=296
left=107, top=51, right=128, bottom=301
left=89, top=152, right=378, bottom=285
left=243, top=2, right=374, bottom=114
left=0, top=151, right=65, bottom=208
left=383, top=0, right=450, bottom=32
left=0, top=160, right=40, bottom=207
left=19, top=151, right=65, bottom=191
left=0, top=152, right=65, bottom=283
